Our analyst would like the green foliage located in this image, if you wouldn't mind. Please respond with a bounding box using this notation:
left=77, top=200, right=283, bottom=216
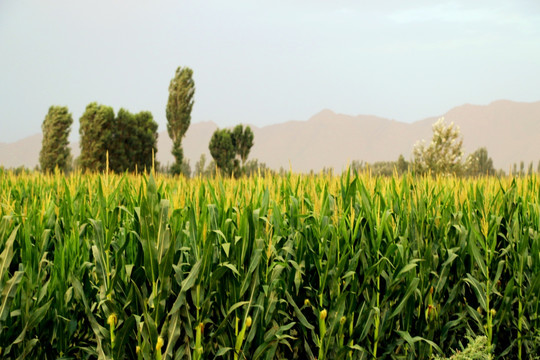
left=413, top=118, right=463, bottom=175
left=0, top=172, right=539, bottom=359
left=433, top=336, right=493, bottom=360
left=79, top=103, right=158, bottom=173
left=465, top=148, right=495, bottom=176
left=108, top=108, right=158, bottom=173
left=209, top=129, right=238, bottom=175
left=350, top=154, right=409, bottom=176
left=133, top=111, right=159, bottom=172
left=79, top=102, right=115, bottom=172
left=209, top=125, right=255, bottom=176
left=39, top=106, right=73, bottom=173
left=166, top=66, right=195, bottom=175
left=231, top=125, right=254, bottom=165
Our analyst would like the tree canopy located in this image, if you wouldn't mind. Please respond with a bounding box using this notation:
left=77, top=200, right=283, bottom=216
left=209, top=129, right=237, bottom=175
left=39, top=106, right=73, bottom=173
left=108, top=109, right=158, bottom=173
left=79, top=103, right=158, bottom=173
left=79, top=102, right=115, bottom=172
left=231, top=125, right=254, bottom=165
left=209, top=125, right=255, bottom=176
left=412, top=118, right=463, bottom=175
left=166, top=66, right=195, bottom=175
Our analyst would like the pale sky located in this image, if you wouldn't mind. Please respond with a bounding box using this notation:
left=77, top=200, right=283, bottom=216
left=1, top=0, right=539, bottom=142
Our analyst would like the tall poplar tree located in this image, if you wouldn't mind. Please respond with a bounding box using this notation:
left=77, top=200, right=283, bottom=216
left=39, top=106, right=73, bottom=173
left=166, top=66, right=195, bottom=175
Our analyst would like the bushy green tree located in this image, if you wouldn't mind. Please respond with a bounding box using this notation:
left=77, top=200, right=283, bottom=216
left=109, top=109, right=158, bottom=173
left=39, top=106, right=73, bottom=173
left=231, top=125, right=254, bottom=165
left=209, top=125, right=255, bottom=176
left=137, top=111, right=159, bottom=171
left=413, top=117, right=463, bottom=175
left=166, top=66, right=195, bottom=175
left=107, top=108, right=132, bottom=172
left=79, top=102, right=115, bottom=172
left=209, top=129, right=237, bottom=175
left=79, top=103, right=158, bottom=173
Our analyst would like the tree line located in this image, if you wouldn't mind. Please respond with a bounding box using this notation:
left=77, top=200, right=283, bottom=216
left=39, top=66, right=256, bottom=176
left=346, top=118, right=500, bottom=177
left=37, top=67, right=535, bottom=177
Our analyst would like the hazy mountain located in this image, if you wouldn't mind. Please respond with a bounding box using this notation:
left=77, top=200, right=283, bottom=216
left=0, top=133, right=42, bottom=169
left=2, top=100, right=539, bottom=173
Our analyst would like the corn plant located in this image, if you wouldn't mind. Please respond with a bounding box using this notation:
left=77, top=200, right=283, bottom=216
left=0, top=170, right=538, bottom=359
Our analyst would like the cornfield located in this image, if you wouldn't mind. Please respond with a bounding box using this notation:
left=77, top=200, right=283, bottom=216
left=0, top=169, right=539, bottom=359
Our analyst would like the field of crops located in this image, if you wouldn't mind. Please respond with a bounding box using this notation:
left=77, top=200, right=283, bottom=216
left=0, top=170, right=539, bottom=359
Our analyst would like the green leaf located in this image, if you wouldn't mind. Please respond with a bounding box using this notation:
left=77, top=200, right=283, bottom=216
left=169, top=259, right=202, bottom=315
left=396, top=330, right=442, bottom=354
left=221, top=243, right=231, bottom=257
left=163, top=312, right=182, bottom=360
left=390, top=277, right=419, bottom=319
left=113, top=316, right=135, bottom=360
left=0, top=270, right=24, bottom=322
left=396, top=261, right=418, bottom=279
left=227, top=301, right=251, bottom=316
left=464, top=274, right=487, bottom=311
left=285, top=291, right=314, bottom=330
left=220, top=262, right=240, bottom=277
left=0, top=225, right=19, bottom=283
left=215, top=347, right=232, bottom=357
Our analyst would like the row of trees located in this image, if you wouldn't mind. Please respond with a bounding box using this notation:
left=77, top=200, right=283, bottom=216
left=39, top=66, right=258, bottom=176
left=39, top=103, right=159, bottom=173
left=346, top=119, right=496, bottom=177
left=165, top=67, right=257, bottom=176
left=509, top=160, right=540, bottom=176
left=34, top=105, right=501, bottom=178
left=191, top=154, right=269, bottom=178
left=35, top=65, right=521, bottom=178
left=39, top=66, right=188, bottom=174
left=79, top=103, right=158, bottom=173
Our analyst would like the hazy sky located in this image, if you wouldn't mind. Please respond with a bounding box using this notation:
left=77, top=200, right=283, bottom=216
left=1, top=0, right=539, bottom=142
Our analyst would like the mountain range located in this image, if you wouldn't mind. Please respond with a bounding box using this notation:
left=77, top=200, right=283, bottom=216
left=1, top=99, right=539, bottom=173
